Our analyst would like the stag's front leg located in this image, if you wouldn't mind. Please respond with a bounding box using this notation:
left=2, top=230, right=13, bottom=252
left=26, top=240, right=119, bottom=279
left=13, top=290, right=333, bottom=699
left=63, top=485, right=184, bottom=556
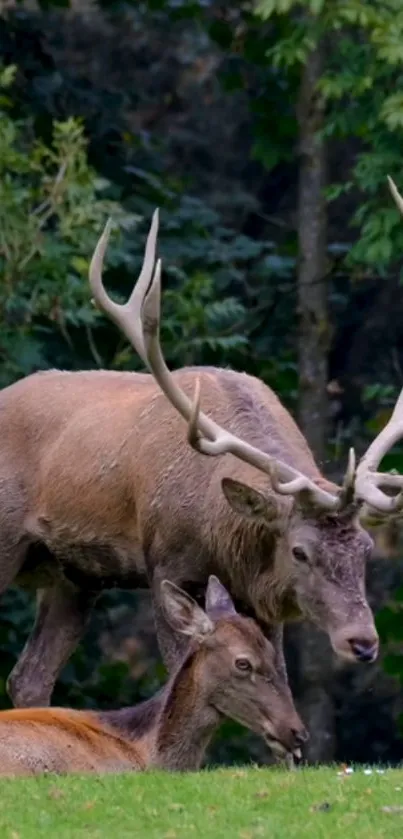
left=263, top=623, right=289, bottom=687
left=7, top=581, right=97, bottom=707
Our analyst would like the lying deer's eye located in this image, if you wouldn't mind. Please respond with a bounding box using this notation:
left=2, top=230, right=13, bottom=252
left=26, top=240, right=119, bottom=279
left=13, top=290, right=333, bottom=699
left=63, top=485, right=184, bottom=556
left=235, top=657, right=253, bottom=673
left=292, top=547, right=309, bottom=563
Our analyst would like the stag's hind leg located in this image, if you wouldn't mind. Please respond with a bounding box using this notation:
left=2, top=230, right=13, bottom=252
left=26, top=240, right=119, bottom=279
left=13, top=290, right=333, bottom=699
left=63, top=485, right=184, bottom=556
left=7, top=579, right=97, bottom=707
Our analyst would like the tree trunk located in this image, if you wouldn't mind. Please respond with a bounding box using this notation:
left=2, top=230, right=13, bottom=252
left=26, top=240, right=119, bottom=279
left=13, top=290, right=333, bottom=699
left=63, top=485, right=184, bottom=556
left=295, top=39, right=335, bottom=764
left=297, top=41, right=329, bottom=465
left=290, top=623, right=336, bottom=765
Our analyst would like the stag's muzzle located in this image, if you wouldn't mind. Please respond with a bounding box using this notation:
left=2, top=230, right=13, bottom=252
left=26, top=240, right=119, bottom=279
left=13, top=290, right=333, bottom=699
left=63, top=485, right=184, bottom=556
left=331, top=623, right=379, bottom=664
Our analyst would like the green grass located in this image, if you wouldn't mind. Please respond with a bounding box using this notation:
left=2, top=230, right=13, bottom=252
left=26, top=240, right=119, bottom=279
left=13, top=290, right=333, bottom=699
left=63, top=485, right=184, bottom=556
left=2, top=765, right=403, bottom=838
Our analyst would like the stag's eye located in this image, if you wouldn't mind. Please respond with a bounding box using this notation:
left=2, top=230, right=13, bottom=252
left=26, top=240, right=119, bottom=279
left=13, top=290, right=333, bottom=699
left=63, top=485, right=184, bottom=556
left=235, top=657, right=253, bottom=673
left=292, top=546, right=309, bottom=563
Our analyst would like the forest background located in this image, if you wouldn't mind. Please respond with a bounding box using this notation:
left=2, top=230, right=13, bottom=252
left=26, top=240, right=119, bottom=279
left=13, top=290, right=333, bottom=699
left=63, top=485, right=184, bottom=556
left=2, top=0, right=403, bottom=766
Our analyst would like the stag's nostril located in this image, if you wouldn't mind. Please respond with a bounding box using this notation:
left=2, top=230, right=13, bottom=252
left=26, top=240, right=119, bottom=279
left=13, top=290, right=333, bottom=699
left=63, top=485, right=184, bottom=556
left=292, top=728, right=309, bottom=746
left=349, top=639, right=378, bottom=663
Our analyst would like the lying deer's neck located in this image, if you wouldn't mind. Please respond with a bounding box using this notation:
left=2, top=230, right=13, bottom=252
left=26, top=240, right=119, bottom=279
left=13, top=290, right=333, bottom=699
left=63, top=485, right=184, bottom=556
left=101, top=648, right=219, bottom=771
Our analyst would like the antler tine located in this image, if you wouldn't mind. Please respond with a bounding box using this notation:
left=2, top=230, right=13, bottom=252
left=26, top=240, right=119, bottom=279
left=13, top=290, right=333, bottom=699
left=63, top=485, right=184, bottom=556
left=89, top=209, right=160, bottom=366
left=352, top=177, right=403, bottom=515
left=187, top=378, right=203, bottom=448
left=355, top=387, right=403, bottom=513
left=139, top=282, right=341, bottom=509
left=336, top=447, right=357, bottom=507
left=140, top=257, right=209, bottom=428
left=388, top=175, right=403, bottom=214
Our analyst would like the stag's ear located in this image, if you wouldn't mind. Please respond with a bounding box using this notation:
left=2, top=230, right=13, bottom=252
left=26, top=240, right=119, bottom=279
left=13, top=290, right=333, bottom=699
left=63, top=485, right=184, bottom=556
left=221, top=478, right=279, bottom=521
left=161, top=580, right=213, bottom=638
left=205, top=575, right=237, bottom=621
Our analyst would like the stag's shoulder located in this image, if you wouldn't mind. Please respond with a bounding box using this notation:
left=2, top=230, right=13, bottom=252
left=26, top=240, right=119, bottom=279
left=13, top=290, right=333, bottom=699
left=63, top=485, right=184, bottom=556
left=176, top=366, right=284, bottom=412
left=175, top=366, right=276, bottom=397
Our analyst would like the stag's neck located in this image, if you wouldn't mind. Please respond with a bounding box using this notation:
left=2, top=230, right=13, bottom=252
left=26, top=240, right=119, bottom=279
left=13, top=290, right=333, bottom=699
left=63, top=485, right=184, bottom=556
left=101, top=650, right=219, bottom=771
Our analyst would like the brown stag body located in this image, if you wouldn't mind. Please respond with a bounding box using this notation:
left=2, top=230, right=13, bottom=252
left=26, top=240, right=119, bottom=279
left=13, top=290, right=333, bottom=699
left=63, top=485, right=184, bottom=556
left=4, top=179, right=403, bottom=708
left=0, top=578, right=306, bottom=777
left=2, top=361, right=372, bottom=707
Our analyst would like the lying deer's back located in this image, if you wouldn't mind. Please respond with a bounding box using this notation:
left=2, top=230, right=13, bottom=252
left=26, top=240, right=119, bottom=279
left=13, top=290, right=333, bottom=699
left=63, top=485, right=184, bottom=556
left=0, top=708, right=145, bottom=776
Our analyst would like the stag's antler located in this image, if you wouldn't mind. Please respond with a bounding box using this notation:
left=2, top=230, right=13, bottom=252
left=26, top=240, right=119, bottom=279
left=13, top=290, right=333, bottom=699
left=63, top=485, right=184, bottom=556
left=350, top=176, right=403, bottom=516
left=354, top=389, right=403, bottom=513
left=90, top=213, right=350, bottom=512
left=89, top=211, right=160, bottom=367
left=89, top=182, right=403, bottom=518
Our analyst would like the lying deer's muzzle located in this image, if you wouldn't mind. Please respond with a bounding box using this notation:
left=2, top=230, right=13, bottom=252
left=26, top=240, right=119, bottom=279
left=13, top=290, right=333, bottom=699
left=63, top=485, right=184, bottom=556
left=263, top=723, right=309, bottom=762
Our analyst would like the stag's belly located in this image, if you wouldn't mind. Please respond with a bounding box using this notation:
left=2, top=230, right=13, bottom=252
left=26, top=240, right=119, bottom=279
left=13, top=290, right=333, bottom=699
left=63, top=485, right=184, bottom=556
left=58, top=542, right=148, bottom=590
left=17, top=537, right=148, bottom=592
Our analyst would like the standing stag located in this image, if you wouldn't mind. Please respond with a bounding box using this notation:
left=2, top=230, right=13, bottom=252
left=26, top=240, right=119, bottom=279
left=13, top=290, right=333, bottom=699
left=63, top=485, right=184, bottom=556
left=2, top=178, right=403, bottom=709
left=0, top=577, right=307, bottom=776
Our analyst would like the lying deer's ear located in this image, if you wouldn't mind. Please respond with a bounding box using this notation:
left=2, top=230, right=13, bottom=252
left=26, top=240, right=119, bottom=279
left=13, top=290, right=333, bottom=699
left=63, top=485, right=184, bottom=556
left=205, top=575, right=237, bottom=621
left=161, top=580, right=213, bottom=639
left=221, top=478, right=279, bottom=522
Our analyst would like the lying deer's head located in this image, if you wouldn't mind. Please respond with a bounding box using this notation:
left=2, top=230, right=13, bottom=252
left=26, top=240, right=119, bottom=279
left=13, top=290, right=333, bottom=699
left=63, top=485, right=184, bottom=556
left=161, top=575, right=308, bottom=761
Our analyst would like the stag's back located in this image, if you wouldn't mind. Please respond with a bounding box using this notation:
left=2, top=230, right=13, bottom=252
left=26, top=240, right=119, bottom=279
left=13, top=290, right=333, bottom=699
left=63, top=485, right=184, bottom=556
left=0, top=365, right=323, bottom=479
left=0, top=366, right=333, bottom=555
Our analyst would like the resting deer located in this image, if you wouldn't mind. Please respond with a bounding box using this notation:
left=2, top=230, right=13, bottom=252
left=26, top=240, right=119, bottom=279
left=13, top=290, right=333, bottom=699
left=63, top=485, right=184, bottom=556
left=0, top=577, right=307, bottom=777
left=2, top=179, right=403, bottom=709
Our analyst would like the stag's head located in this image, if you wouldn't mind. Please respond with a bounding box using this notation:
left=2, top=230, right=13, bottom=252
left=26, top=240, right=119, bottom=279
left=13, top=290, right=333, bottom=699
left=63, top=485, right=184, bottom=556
left=161, top=575, right=308, bottom=761
left=88, top=178, right=403, bottom=666
left=222, top=474, right=378, bottom=663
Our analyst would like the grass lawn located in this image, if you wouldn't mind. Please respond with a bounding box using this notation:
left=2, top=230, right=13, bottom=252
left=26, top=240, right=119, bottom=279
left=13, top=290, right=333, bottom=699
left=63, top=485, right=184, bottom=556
left=1, top=765, right=403, bottom=838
